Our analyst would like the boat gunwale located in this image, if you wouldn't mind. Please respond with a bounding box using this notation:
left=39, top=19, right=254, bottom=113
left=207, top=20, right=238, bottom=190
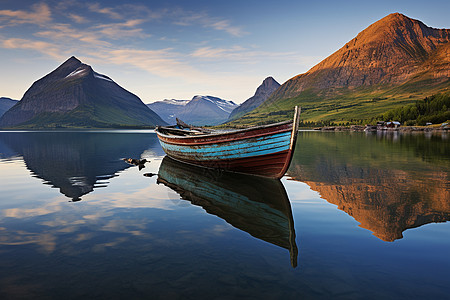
left=155, top=119, right=293, bottom=141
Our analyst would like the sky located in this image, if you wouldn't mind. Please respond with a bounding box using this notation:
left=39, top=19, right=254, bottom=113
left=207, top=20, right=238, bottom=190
left=0, top=0, right=449, bottom=104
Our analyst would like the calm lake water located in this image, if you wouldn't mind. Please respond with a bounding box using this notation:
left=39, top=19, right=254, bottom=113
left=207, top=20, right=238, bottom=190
left=0, top=130, right=448, bottom=299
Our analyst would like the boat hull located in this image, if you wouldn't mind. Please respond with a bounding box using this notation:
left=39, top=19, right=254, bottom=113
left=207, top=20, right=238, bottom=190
left=156, top=107, right=300, bottom=179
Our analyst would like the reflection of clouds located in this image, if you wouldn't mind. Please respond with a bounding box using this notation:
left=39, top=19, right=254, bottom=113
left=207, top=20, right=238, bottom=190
left=0, top=180, right=178, bottom=256
left=282, top=178, right=322, bottom=202
left=0, top=229, right=56, bottom=254
left=93, top=237, right=131, bottom=253
left=86, top=182, right=177, bottom=211
left=0, top=180, right=174, bottom=221
left=3, top=202, right=63, bottom=218
left=209, top=224, right=232, bottom=235
left=101, top=219, right=147, bottom=236
left=141, top=150, right=165, bottom=160
left=0, top=160, right=28, bottom=180
left=40, top=219, right=86, bottom=229
left=74, top=233, right=96, bottom=242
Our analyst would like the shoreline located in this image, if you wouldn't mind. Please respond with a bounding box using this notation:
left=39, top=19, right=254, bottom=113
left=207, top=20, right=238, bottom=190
left=314, top=125, right=449, bottom=132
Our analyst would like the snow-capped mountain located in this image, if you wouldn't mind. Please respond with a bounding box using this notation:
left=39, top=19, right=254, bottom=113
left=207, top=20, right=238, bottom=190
left=148, top=95, right=238, bottom=126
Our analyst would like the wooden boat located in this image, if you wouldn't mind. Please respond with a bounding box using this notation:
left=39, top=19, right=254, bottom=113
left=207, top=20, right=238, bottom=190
left=157, top=156, right=298, bottom=268
left=155, top=106, right=301, bottom=179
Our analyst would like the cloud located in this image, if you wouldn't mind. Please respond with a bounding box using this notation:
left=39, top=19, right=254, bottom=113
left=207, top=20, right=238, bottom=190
left=0, top=3, right=51, bottom=26
left=208, top=19, right=246, bottom=37
left=172, top=10, right=247, bottom=37
left=190, top=45, right=296, bottom=61
left=88, top=3, right=122, bottom=19
left=35, top=23, right=112, bottom=49
left=191, top=46, right=248, bottom=60
left=105, top=49, right=207, bottom=80
left=2, top=38, right=62, bottom=59
left=68, top=13, right=88, bottom=24
left=94, top=19, right=150, bottom=39
left=191, top=45, right=324, bottom=68
left=0, top=36, right=206, bottom=83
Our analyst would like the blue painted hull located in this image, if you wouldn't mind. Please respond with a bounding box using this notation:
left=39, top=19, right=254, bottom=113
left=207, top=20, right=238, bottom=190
left=155, top=107, right=300, bottom=178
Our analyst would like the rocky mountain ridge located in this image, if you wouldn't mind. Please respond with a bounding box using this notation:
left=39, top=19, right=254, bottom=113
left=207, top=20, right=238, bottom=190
left=231, top=13, right=450, bottom=125
left=228, top=77, right=280, bottom=121
left=0, top=56, right=166, bottom=128
left=270, top=13, right=450, bottom=100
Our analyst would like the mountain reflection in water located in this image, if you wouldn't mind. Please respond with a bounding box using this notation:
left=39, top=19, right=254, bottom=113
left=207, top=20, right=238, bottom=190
left=157, top=156, right=298, bottom=268
left=0, top=131, right=162, bottom=201
left=288, top=131, right=450, bottom=242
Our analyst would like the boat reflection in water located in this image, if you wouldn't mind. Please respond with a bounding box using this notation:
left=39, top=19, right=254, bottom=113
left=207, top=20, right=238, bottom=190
left=157, top=156, right=298, bottom=268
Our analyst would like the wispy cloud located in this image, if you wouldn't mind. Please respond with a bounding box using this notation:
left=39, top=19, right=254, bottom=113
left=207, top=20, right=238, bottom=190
left=2, top=38, right=62, bottom=59
left=94, top=19, right=150, bottom=39
left=68, top=13, right=88, bottom=24
left=190, top=46, right=323, bottom=66
left=105, top=49, right=206, bottom=80
left=88, top=3, right=122, bottom=19
left=172, top=10, right=247, bottom=37
left=0, top=3, right=51, bottom=26
left=191, top=46, right=248, bottom=60
left=190, top=45, right=320, bottom=66
left=208, top=19, right=246, bottom=37
left=35, top=23, right=112, bottom=47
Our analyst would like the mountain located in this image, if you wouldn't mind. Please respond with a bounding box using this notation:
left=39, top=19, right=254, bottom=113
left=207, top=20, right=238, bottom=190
left=227, top=77, right=280, bottom=121
left=0, top=97, right=18, bottom=118
left=0, top=56, right=166, bottom=128
left=148, top=95, right=238, bottom=126
left=230, top=13, right=450, bottom=126
left=147, top=99, right=190, bottom=124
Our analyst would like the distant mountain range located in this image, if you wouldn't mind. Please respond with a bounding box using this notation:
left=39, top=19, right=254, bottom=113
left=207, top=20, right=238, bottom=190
left=229, top=13, right=450, bottom=126
left=0, top=57, right=166, bottom=129
left=227, top=77, right=280, bottom=122
left=0, top=97, right=18, bottom=118
left=148, top=95, right=238, bottom=126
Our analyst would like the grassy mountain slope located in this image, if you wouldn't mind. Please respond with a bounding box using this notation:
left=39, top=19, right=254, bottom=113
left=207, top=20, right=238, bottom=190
left=228, top=13, right=450, bottom=126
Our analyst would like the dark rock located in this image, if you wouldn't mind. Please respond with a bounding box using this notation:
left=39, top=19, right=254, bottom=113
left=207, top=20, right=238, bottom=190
left=123, top=158, right=149, bottom=166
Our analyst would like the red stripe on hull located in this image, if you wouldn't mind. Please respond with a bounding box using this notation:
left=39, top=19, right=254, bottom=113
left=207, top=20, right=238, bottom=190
left=167, top=149, right=294, bottom=179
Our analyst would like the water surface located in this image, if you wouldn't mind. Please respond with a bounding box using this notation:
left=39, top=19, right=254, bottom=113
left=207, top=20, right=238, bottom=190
left=0, top=130, right=448, bottom=299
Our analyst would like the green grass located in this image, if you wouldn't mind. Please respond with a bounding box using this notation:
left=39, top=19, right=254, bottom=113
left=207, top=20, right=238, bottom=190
left=226, top=77, right=450, bottom=127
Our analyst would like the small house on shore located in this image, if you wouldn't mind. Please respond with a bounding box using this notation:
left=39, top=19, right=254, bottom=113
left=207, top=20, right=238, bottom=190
left=385, top=121, right=401, bottom=129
